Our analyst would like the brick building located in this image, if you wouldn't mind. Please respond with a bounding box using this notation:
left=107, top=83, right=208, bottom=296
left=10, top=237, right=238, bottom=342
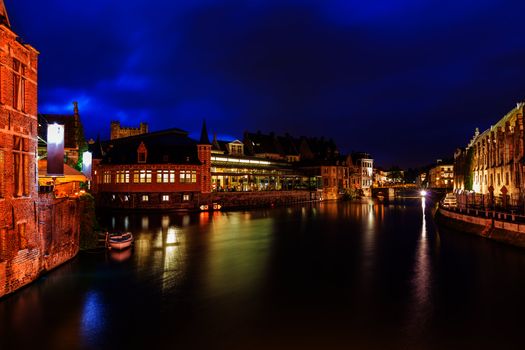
left=0, top=2, right=82, bottom=298
left=110, top=120, right=148, bottom=140
left=0, top=1, right=40, bottom=296
left=93, top=122, right=212, bottom=210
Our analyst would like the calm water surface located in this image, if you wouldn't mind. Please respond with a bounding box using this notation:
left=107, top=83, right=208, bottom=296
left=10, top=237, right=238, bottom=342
left=2, top=200, right=525, bottom=349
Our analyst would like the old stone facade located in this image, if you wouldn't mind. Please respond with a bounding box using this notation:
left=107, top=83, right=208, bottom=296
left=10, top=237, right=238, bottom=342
left=455, top=103, right=525, bottom=204
left=110, top=120, right=148, bottom=140
left=0, top=1, right=40, bottom=297
left=0, top=2, right=81, bottom=298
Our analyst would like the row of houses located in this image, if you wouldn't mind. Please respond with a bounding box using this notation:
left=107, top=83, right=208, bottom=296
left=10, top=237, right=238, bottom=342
left=86, top=121, right=374, bottom=209
left=37, top=108, right=375, bottom=209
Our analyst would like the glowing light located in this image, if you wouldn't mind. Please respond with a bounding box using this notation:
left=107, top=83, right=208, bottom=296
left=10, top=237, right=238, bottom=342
left=420, top=190, right=427, bottom=197
left=82, top=151, right=92, bottom=179
left=167, top=227, right=177, bottom=244
left=47, top=123, right=64, bottom=145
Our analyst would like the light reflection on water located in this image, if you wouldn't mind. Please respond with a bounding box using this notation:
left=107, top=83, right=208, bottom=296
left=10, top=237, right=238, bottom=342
left=81, top=291, right=105, bottom=341
left=3, top=202, right=525, bottom=349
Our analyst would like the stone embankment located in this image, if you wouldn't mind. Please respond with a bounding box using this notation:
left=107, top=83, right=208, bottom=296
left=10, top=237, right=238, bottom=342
left=436, top=206, right=525, bottom=248
left=1, top=194, right=83, bottom=298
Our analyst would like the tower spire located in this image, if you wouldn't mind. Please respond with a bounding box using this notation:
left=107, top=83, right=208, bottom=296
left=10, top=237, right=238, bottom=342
left=199, top=119, right=211, bottom=145
left=0, top=1, right=11, bottom=28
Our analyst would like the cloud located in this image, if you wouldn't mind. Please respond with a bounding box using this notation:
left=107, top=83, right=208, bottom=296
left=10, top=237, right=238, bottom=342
left=8, top=0, right=525, bottom=166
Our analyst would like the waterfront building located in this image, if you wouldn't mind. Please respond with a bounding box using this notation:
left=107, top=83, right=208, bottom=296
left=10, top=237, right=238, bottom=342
left=110, top=120, right=148, bottom=140
left=454, top=103, right=525, bottom=205
left=93, top=123, right=212, bottom=210
left=428, top=161, right=454, bottom=189
left=353, top=153, right=374, bottom=196
left=38, top=101, right=87, bottom=168
left=0, top=2, right=82, bottom=298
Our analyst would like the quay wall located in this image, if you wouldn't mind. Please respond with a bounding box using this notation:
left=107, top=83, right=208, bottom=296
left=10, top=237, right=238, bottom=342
left=0, top=194, right=81, bottom=298
left=437, top=207, right=525, bottom=248
left=97, top=190, right=322, bottom=211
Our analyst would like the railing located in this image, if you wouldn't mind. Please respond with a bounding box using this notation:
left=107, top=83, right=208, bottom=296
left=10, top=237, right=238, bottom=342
left=441, top=194, right=525, bottom=223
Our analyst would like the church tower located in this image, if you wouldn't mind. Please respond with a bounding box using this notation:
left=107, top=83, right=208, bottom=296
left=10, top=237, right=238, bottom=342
left=197, top=120, right=212, bottom=193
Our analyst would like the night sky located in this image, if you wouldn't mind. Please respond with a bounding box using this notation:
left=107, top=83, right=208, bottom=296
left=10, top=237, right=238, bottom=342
left=8, top=1, right=525, bottom=167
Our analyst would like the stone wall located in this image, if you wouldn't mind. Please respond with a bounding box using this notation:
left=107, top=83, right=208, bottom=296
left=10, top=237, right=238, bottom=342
left=437, top=207, right=525, bottom=248
left=0, top=194, right=81, bottom=298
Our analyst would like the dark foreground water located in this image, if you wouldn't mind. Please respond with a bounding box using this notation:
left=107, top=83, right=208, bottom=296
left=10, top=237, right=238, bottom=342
left=2, top=200, right=525, bottom=349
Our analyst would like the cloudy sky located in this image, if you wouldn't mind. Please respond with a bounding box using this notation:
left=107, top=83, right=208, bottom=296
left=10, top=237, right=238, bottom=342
left=8, top=0, right=525, bottom=167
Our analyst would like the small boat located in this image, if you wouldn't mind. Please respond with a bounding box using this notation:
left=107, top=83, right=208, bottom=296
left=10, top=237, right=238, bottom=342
left=106, top=232, right=133, bottom=250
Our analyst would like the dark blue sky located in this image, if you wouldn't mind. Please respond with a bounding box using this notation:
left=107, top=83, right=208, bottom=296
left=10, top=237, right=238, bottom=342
left=8, top=0, right=525, bottom=167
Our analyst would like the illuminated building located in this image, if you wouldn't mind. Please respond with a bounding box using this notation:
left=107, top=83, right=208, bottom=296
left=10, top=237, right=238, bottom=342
left=0, top=1, right=82, bottom=298
left=353, top=153, right=374, bottom=197
left=110, top=120, right=148, bottom=140
left=455, top=103, right=525, bottom=203
left=93, top=122, right=212, bottom=210
left=428, top=160, right=454, bottom=189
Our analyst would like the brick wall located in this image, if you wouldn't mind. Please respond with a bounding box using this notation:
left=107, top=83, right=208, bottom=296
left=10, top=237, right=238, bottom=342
left=0, top=12, right=80, bottom=298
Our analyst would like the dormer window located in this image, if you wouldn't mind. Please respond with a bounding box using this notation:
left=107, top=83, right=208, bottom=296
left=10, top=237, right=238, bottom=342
left=137, top=142, right=147, bottom=163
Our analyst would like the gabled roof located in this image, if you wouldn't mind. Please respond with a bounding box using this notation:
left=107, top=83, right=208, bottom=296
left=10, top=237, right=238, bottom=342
left=0, top=1, right=10, bottom=28
left=101, top=128, right=201, bottom=165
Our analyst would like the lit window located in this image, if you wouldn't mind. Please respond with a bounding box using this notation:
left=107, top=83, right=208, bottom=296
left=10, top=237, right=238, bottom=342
left=139, top=170, right=152, bottom=183
left=182, top=194, right=190, bottom=201
left=116, top=170, right=130, bottom=183
left=103, top=171, right=112, bottom=184
left=141, top=195, right=149, bottom=202
left=162, top=195, right=170, bottom=202
left=124, top=195, right=129, bottom=202
left=157, top=170, right=175, bottom=183
left=180, top=170, right=197, bottom=183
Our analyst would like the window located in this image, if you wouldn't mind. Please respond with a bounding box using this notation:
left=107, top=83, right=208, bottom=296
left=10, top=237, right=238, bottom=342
left=103, top=171, right=112, bottom=184
left=13, top=136, right=29, bottom=197
left=162, top=195, right=170, bottom=202
left=180, top=170, right=197, bottom=183
left=138, top=170, right=152, bottom=183
left=157, top=170, right=175, bottom=183
left=116, top=170, right=130, bottom=183
left=141, top=195, right=149, bottom=202
left=13, top=59, right=25, bottom=112
left=182, top=194, right=190, bottom=201
left=124, top=195, right=129, bottom=202
left=138, top=152, right=146, bottom=163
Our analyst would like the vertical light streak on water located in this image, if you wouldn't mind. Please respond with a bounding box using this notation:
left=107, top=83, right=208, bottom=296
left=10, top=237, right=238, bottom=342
left=162, top=225, right=186, bottom=294
left=406, top=197, right=433, bottom=343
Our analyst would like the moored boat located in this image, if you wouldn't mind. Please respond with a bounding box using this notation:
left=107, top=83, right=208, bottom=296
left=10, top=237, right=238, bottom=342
left=106, top=232, right=133, bottom=250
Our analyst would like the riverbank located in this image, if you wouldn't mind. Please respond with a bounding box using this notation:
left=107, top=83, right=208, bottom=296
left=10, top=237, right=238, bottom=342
left=436, top=206, right=525, bottom=248
left=96, top=190, right=323, bottom=212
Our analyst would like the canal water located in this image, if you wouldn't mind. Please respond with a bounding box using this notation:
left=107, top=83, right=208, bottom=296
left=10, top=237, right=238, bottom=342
left=2, top=200, right=525, bottom=349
